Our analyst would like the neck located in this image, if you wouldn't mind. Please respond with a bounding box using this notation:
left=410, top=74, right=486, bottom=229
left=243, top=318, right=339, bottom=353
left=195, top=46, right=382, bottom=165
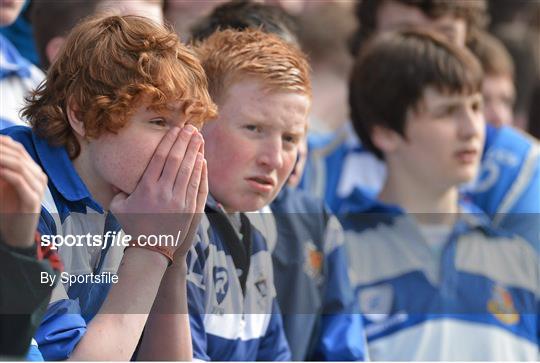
left=378, top=166, right=459, bottom=226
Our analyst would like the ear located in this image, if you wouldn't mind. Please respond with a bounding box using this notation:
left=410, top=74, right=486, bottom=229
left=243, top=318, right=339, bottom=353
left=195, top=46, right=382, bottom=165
left=45, top=37, right=65, bottom=66
left=371, top=125, right=401, bottom=155
left=66, top=98, right=85, bottom=138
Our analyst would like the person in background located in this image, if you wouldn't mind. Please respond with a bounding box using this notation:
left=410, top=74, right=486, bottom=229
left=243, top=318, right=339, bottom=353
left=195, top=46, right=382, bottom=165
left=0, top=0, right=44, bottom=127
left=0, top=0, right=40, bottom=66
left=164, top=0, right=228, bottom=41
left=344, top=29, right=539, bottom=360
left=467, top=29, right=516, bottom=128
left=190, top=0, right=298, bottom=45
left=96, top=0, right=163, bottom=25
left=30, top=0, right=164, bottom=71
left=528, top=82, right=540, bottom=140
left=300, top=0, right=540, bottom=253
left=491, top=0, right=540, bottom=130
left=302, top=0, right=488, bottom=208
left=295, top=2, right=356, bottom=134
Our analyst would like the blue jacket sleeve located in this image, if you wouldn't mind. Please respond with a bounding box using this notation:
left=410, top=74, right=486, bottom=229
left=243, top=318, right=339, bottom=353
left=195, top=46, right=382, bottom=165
left=34, top=299, right=87, bottom=361
left=312, top=216, right=368, bottom=361
left=256, top=300, right=291, bottom=361
left=32, top=212, right=86, bottom=361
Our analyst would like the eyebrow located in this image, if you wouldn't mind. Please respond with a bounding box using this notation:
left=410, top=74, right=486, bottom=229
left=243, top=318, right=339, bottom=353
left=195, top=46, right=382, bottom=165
left=431, top=95, right=482, bottom=110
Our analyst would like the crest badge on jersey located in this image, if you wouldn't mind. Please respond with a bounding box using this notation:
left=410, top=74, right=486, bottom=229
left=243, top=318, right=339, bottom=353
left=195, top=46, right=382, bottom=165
left=303, top=241, right=323, bottom=282
left=487, top=284, right=519, bottom=325
left=213, top=266, right=229, bottom=305
left=360, top=284, right=394, bottom=323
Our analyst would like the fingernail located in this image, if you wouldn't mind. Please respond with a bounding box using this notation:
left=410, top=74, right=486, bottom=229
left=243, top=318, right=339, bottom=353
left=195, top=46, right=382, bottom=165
left=184, top=124, right=196, bottom=134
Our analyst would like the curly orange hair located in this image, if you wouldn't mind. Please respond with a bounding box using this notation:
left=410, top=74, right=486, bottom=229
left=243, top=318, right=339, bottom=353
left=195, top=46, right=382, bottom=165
left=194, top=28, right=311, bottom=103
left=22, top=14, right=217, bottom=158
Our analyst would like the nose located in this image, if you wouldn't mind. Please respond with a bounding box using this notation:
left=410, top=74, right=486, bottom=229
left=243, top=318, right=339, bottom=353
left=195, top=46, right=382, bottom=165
left=257, top=136, right=283, bottom=171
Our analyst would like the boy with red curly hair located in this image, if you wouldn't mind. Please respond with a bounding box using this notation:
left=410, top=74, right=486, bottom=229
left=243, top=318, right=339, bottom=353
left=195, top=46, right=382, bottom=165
left=2, top=14, right=216, bottom=360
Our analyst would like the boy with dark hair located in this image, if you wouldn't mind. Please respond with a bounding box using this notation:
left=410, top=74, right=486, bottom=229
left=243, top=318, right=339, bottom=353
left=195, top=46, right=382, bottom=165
left=187, top=28, right=310, bottom=361
left=2, top=14, right=217, bottom=360
left=344, top=29, right=538, bottom=360
left=301, top=0, right=540, bottom=253
left=190, top=0, right=298, bottom=45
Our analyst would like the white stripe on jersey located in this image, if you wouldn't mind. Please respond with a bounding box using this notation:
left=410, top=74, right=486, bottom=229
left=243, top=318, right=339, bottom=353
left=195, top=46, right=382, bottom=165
left=367, top=318, right=538, bottom=361
left=456, top=232, right=539, bottom=294
left=204, top=313, right=271, bottom=341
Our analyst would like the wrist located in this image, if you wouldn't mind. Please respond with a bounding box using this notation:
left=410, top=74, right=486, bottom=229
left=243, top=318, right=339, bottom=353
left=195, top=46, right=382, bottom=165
left=126, top=240, right=174, bottom=266
left=122, top=246, right=169, bottom=269
left=0, top=229, right=38, bottom=250
left=0, top=231, right=38, bottom=257
left=168, top=258, right=188, bottom=276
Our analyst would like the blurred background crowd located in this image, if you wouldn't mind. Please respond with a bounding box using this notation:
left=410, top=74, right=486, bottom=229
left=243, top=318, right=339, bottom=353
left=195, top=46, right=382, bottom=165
left=1, top=0, right=539, bottom=138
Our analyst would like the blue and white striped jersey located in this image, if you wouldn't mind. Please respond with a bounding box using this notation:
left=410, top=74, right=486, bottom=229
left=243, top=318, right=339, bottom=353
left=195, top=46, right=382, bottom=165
left=0, top=34, right=44, bottom=127
left=301, top=123, right=540, bottom=251
left=1, top=126, right=124, bottom=361
left=339, top=189, right=539, bottom=361
left=186, top=198, right=291, bottom=361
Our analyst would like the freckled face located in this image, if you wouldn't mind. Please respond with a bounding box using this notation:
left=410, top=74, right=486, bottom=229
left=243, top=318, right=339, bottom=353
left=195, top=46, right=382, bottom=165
left=85, top=101, right=188, bottom=207
left=202, top=79, right=310, bottom=212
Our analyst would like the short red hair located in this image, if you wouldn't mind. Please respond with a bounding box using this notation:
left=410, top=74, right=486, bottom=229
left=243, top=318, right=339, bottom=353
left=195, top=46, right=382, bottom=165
left=194, top=28, right=311, bottom=103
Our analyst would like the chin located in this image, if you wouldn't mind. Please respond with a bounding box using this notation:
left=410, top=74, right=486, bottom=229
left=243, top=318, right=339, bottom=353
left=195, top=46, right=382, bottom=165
left=454, top=171, right=477, bottom=185
left=238, top=197, right=271, bottom=213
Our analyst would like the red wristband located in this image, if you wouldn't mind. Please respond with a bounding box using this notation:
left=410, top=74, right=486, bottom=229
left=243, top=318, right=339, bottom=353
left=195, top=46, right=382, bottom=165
left=127, top=241, right=174, bottom=266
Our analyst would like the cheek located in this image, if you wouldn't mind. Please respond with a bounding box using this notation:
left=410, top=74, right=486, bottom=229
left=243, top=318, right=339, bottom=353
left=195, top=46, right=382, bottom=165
left=205, top=130, right=244, bottom=184
left=95, top=134, right=161, bottom=192
left=277, top=151, right=297, bottom=182
left=407, top=127, right=451, bottom=161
